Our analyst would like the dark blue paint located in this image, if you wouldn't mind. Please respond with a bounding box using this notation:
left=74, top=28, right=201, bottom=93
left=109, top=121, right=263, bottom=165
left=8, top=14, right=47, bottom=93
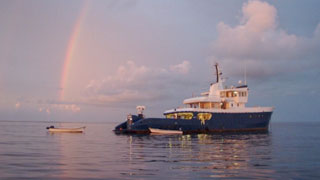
left=114, top=111, right=273, bottom=134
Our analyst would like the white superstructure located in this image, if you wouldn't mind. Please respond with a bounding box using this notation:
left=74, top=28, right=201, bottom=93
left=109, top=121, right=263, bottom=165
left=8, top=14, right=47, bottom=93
left=165, top=63, right=273, bottom=114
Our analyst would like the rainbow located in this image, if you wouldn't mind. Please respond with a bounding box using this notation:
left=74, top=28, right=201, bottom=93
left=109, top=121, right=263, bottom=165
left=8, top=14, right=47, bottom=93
left=59, top=1, right=89, bottom=101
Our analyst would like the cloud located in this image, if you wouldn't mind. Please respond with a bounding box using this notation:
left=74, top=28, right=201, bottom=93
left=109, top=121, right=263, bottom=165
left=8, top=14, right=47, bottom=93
left=17, top=98, right=81, bottom=114
left=211, top=0, right=320, bottom=79
left=241, top=0, right=277, bottom=33
left=40, top=101, right=81, bottom=114
left=38, top=103, right=81, bottom=115
left=48, top=104, right=81, bottom=113
left=84, top=60, right=192, bottom=106
left=170, top=61, right=190, bottom=74
left=85, top=60, right=155, bottom=97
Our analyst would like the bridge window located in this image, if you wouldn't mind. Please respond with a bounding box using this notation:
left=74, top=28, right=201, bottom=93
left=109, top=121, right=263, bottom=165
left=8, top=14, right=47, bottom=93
left=197, top=113, right=212, bottom=121
left=238, top=91, right=247, bottom=97
left=166, top=112, right=193, bottom=120
left=233, top=92, right=238, bottom=97
left=178, top=113, right=193, bottom=119
left=166, top=113, right=175, bottom=119
left=241, top=92, right=247, bottom=97
left=226, top=91, right=240, bottom=97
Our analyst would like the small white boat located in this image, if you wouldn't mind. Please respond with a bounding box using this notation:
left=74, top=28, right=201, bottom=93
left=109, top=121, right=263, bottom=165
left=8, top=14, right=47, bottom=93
left=47, top=126, right=86, bottom=133
left=149, top=128, right=183, bottom=134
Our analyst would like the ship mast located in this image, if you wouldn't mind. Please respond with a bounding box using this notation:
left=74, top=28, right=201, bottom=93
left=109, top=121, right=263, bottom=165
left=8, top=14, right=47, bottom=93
left=244, top=63, right=247, bottom=85
left=214, top=63, right=222, bottom=83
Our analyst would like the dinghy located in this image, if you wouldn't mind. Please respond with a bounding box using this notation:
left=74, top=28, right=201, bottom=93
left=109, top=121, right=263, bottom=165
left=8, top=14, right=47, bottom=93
left=149, top=128, right=182, bottom=135
left=46, top=126, right=85, bottom=133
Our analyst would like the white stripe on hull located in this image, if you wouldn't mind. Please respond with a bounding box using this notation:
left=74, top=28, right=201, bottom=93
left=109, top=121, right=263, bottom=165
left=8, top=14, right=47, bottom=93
left=48, top=127, right=85, bottom=133
left=149, top=128, right=182, bottom=134
left=164, top=107, right=274, bottom=114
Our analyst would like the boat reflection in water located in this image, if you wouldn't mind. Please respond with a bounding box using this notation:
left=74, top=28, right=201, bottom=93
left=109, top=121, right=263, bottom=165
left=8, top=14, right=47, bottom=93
left=46, top=123, right=85, bottom=179
left=124, top=132, right=274, bottom=179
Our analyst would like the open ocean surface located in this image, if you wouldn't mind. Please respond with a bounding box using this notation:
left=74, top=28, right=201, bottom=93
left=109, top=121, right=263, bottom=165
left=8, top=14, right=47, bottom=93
left=0, top=121, right=319, bottom=180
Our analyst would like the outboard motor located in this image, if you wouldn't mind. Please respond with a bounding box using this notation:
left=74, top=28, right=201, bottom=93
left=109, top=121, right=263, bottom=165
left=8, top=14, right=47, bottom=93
left=46, top=125, right=55, bottom=129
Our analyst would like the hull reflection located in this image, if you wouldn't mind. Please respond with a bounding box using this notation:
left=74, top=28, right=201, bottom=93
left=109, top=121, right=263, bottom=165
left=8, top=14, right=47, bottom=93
left=123, top=132, right=274, bottom=179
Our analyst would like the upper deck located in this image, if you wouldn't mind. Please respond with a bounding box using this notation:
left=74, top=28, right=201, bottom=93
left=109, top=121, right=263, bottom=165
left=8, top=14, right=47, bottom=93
left=184, top=86, right=249, bottom=109
left=182, top=63, right=249, bottom=110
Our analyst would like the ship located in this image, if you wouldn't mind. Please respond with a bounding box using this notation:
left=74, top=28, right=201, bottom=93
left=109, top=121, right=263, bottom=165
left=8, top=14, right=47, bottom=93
left=114, top=63, right=274, bottom=134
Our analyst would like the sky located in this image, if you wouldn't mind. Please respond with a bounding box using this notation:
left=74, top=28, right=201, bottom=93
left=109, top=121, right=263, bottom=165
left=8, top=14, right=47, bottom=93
left=0, top=0, right=319, bottom=122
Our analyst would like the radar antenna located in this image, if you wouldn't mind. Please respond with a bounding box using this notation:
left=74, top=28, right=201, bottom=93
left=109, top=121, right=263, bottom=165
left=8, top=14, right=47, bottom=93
left=136, top=106, right=145, bottom=115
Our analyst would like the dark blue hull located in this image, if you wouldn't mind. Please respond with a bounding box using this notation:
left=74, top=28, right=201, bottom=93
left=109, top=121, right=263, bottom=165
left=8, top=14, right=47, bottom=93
left=114, top=112, right=273, bottom=134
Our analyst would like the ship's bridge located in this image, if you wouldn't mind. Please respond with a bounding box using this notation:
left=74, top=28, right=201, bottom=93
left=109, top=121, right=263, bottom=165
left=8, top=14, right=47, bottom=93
left=180, top=63, right=250, bottom=110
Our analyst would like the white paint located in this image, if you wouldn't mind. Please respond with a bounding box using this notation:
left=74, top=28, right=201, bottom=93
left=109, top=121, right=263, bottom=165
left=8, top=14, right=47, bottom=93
left=164, top=107, right=274, bottom=114
left=166, top=64, right=274, bottom=115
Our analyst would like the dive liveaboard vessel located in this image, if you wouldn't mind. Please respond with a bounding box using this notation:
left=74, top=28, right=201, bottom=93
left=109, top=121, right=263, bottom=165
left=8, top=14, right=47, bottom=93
left=114, top=63, right=273, bottom=134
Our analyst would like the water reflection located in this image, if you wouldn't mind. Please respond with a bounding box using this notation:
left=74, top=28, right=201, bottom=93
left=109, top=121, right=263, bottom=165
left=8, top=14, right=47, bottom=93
left=125, top=132, right=274, bottom=179
left=28, top=122, right=275, bottom=179
left=1, top=122, right=316, bottom=179
left=46, top=124, right=85, bottom=179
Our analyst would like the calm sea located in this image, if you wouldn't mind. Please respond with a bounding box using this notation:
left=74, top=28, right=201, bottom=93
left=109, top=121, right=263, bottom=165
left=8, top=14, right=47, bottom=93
left=0, top=121, right=319, bottom=180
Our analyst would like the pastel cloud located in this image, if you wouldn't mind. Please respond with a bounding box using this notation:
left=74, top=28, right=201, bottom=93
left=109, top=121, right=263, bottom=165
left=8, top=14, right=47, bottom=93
left=14, top=99, right=81, bottom=114
left=85, top=60, right=192, bottom=105
left=12, top=60, right=192, bottom=111
left=241, top=0, right=276, bottom=33
left=212, top=0, right=320, bottom=78
left=170, top=61, right=190, bottom=74
left=51, top=104, right=81, bottom=113
left=38, top=104, right=80, bottom=115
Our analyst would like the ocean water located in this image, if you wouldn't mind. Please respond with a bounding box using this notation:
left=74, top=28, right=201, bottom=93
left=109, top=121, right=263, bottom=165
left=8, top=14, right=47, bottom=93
left=0, top=121, right=319, bottom=180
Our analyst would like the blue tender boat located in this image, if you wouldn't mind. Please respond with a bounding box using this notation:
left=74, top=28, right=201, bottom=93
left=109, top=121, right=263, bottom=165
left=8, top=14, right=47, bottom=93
left=114, top=63, right=273, bottom=134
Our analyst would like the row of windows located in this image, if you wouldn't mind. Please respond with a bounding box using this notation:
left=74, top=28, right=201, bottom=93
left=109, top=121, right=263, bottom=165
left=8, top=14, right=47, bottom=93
left=166, top=113, right=193, bottom=119
left=166, top=112, right=212, bottom=121
left=220, top=91, right=247, bottom=98
left=189, top=102, right=221, bottom=109
left=165, top=112, right=264, bottom=120
left=238, top=91, right=247, bottom=97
